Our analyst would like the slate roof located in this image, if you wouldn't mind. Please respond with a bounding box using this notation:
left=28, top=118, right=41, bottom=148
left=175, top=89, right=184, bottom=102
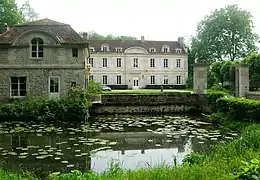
left=0, top=18, right=87, bottom=45
left=88, top=39, right=187, bottom=53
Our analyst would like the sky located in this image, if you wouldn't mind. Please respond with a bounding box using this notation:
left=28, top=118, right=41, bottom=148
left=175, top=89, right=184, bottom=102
left=16, top=0, right=260, bottom=41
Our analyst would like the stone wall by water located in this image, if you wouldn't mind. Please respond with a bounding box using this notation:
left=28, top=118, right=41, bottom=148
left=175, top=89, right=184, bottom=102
left=90, top=94, right=210, bottom=114
left=246, top=92, right=260, bottom=100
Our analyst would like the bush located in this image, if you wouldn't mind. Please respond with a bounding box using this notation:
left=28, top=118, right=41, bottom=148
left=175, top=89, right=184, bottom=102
left=216, top=98, right=260, bottom=122
left=0, top=87, right=90, bottom=122
left=205, top=91, right=227, bottom=111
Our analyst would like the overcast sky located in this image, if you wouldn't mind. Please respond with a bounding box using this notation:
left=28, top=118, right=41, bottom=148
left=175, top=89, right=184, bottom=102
left=17, top=0, right=260, bottom=41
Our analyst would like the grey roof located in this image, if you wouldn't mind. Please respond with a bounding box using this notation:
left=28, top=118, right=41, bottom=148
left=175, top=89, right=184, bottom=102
left=0, top=18, right=87, bottom=45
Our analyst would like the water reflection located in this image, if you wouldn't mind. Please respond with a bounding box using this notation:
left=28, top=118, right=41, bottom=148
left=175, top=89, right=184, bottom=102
left=0, top=115, right=238, bottom=176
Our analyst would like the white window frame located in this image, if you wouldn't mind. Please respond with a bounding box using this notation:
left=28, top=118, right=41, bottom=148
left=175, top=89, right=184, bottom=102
left=89, top=58, right=94, bottom=67
left=117, top=58, right=122, bottom=67
left=176, top=59, right=181, bottom=68
left=163, top=59, right=168, bottom=68
left=150, top=76, right=155, bottom=85
left=149, top=48, right=156, bottom=53
left=117, top=75, right=122, bottom=84
left=31, top=37, right=44, bottom=58
left=103, top=58, right=108, bottom=67
left=162, top=45, right=170, bottom=53
left=150, top=58, right=155, bottom=68
left=101, top=45, right=109, bottom=52
left=116, top=47, right=123, bottom=53
left=177, top=75, right=181, bottom=85
left=133, top=58, right=138, bottom=68
left=103, top=75, right=108, bottom=85
left=49, top=76, right=60, bottom=94
left=10, top=77, right=27, bottom=98
left=164, top=75, right=168, bottom=85
left=175, top=49, right=182, bottom=54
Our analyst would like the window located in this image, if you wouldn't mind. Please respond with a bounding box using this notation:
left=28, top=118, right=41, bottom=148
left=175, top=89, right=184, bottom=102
left=10, top=77, right=27, bottom=97
left=175, top=49, right=182, bottom=54
left=117, top=58, right=121, bottom=67
left=101, top=45, right=109, bottom=52
left=163, top=59, right=168, bottom=68
left=133, top=58, right=138, bottom=67
left=149, top=48, right=156, bottom=53
left=177, top=76, right=181, bottom=85
left=150, top=76, right=155, bottom=85
left=103, top=58, right=107, bottom=67
left=89, top=75, right=93, bottom=81
left=162, top=46, right=169, bottom=53
left=117, top=75, right=121, bottom=84
left=164, top=75, right=168, bottom=85
left=90, top=47, right=95, bottom=53
left=116, top=48, right=122, bottom=53
left=49, top=76, right=60, bottom=93
left=176, top=59, right=181, bottom=68
left=71, top=81, right=76, bottom=87
left=150, top=59, right=155, bottom=68
left=103, top=75, right=107, bottom=84
left=89, top=58, right=94, bottom=67
left=31, top=37, right=44, bottom=58
left=72, top=48, right=78, bottom=57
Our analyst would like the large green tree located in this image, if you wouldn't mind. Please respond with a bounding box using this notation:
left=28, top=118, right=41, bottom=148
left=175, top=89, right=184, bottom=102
left=80, top=31, right=137, bottom=40
left=191, top=4, right=258, bottom=63
left=0, top=0, right=24, bottom=27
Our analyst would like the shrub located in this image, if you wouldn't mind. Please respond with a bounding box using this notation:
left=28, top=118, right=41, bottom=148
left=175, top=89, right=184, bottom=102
left=0, top=87, right=90, bottom=122
left=216, top=98, right=260, bottom=122
left=205, top=91, right=227, bottom=111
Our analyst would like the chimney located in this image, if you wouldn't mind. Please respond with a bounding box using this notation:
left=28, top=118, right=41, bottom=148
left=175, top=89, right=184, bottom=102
left=82, top=32, right=88, bottom=40
left=178, top=37, right=185, bottom=47
left=141, top=36, right=145, bottom=42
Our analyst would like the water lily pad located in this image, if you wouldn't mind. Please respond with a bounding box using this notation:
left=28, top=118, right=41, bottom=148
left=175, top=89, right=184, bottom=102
left=109, top=142, right=117, bottom=146
left=18, top=156, right=27, bottom=159
left=67, top=164, right=74, bottom=168
left=61, top=160, right=68, bottom=164
left=36, top=156, right=46, bottom=159
left=54, top=157, right=60, bottom=160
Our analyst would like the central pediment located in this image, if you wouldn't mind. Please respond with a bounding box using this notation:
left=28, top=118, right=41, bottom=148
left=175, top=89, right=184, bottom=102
left=124, top=46, right=148, bottom=54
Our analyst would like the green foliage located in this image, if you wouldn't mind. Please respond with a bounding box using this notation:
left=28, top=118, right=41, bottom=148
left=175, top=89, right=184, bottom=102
left=232, top=158, right=260, bottom=179
left=242, top=54, right=260, bottom=90
left=88, top=80, right=101, bottom=95
left=79, top=31, right=137, bottom=40
left=205, top=91, right=227, bottom=110
left=191, top=4, right=258, bottom=63
left=182, top=153, right=206, bottom=166
left=0, top=87, right=90, bottom=122
left=0, top=0, right=24, bottom=29
left=216, top=98, right=260, bottom=122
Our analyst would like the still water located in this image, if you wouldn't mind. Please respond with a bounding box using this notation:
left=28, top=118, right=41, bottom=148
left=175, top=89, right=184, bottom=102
left=0, top=114, right=237, bottom=176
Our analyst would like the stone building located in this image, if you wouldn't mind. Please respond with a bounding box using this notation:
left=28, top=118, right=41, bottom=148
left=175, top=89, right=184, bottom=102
left=0, top=18, right=89, bottom=101
left=88, top=36, right=188, bottom=89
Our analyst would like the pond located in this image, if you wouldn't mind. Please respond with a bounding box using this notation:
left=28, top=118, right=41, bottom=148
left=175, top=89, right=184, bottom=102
left=0, top=114, right=238, bottom=177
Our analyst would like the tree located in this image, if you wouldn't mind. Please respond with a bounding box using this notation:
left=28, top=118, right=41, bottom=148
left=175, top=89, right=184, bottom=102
left=192, top=4, right=258, bottom=62
left=0, top=0, right=24, bottom=27
left=79, top=31, right=137, bottom=40
left=20, top=0, right=39, bottom=22
left=242, top=54, right=260, bottom=90
left=211, top=61, right=225, bottom=86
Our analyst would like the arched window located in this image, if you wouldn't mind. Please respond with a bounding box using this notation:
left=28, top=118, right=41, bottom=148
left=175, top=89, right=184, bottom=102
left=31, top=38, right=44, bottom=58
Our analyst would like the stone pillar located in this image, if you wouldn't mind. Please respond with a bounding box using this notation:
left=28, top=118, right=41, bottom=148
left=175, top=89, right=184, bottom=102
left=235, top=64, right=249, bottom=97
left=193, top=64, right=209, bottom=94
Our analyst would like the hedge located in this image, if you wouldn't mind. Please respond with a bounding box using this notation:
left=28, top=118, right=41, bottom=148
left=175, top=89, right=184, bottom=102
left=216, top=97, right=260, bottom=122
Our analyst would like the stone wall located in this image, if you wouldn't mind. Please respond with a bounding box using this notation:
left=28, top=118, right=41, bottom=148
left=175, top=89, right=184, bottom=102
left=90, top=94, right=209, bottom=114
left=246, top=92, right=260, bottom=100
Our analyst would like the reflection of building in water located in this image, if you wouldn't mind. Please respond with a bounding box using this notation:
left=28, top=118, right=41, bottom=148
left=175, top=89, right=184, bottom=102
left=95, top=131, right=188, bottom=154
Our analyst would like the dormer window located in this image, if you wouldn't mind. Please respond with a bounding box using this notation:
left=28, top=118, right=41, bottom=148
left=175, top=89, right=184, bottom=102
left=175, top=49, right=182, bottom=54
left=149, top=48, right=156, bottom=53
left=162, top=45, right=170, bottom=53
left=116, top=47, right=123, bottom=53
left=89, top=47, right=95, bottom=53
left=101, top=44, right=109, bottom=52
left=31, top=37, right=44, bottom=58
